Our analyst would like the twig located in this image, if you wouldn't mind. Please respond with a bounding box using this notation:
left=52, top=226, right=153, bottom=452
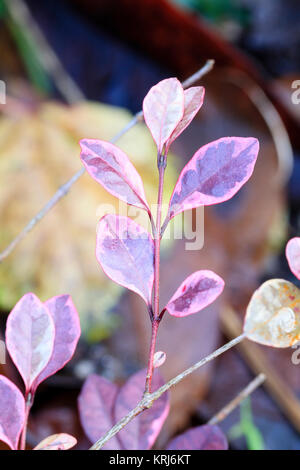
left=0, top=60, right=214, bottom=263
left=90, top=333, right=245, bottom=450
left=182, top=60, right=215, bottom=88
left=208, top=373, right=266, bottom=426
left=5, top=0, right=84, bottom=103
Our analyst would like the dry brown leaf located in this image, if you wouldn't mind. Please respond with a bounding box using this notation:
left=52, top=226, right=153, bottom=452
left=244, top=279, right=300, bottom=347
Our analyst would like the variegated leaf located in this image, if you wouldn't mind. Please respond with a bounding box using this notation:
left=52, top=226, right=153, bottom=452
left=96, top=214, right=154, bottom=305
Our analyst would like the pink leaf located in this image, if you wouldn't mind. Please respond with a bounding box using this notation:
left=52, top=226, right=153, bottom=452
left=0, top=375, right=25, bottom=450
left=114, top=369, right=169, bottom=450
left=96, top=214, right=154, bottom=305
left=166, top=424, right=228, bottom=450
left=80, top=139, right=149, bottom=212
left=34, top=433, right=77, bottom=450
left=168, top=137, right=259, bottom=219
left=143, top=78, right=184, bottom=153
left=286, top=237, right=300, bottom=280
left=33, top=295, right=81, bottom=393
left=78, top=374, right=121, bottom=450
left=6, top=293, right=55, bottom=393
left=166, top=86, right=205, bottom=151
left=164, top=270, right=224, bottom=317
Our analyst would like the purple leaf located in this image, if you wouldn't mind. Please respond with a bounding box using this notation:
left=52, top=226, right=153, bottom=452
left=6, top=293, right=55, bottom=393
left=286, top=237, right=300, bottom=280
left=0, top=375, right=25, bottom=450
left=168, top=137, right=259, bottom=219
left=166, top=424, right=228, bottom=450
left=166, top=86, right=205, bottom=151
left=96, top=214, right=154, bottom=305
left=34, top=433, right=77, bottom=450
left=164, top=270, right=224, bottom=317
left=143, top=78, right=184, bottom=153
left=33, top=295, right=81, bottom=393
left=114, top=369, right=169, bottom=450
left=78, top=374, right=121, bottom=450
left=80, top=139, right=149, bottom=212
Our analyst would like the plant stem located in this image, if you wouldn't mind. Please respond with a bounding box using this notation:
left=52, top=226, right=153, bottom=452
left=90, top=333, right=245, bottom=450
left=19, top=392, right=32, bottom=450
left=153, top=162, right=165, bottom=319
left=145, top=157, right=166, bottom=394
left=145, top=319, right=160, bottom=394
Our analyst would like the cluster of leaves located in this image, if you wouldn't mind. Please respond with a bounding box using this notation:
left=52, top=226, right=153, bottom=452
left=80, top=77, right=259, bottom=318
left=0, top=293, right=80, bottom=450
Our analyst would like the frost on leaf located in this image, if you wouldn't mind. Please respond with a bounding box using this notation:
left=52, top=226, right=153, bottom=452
left=244, top=279, right=300, bottom=347
left=6, top=293, right=55, bottom=392
left=166, top=86, right=205, bottom=151
left=80, top=139, right=149, bottom=212
left=164, top=270, right=224, bottom=317
left=168, top=137, right=259, bottom=220
left=143, top=78, right=184, bottom=153
left=33, top=295, right=81, bottom=393
left=96, top=214, right=154, bottom=306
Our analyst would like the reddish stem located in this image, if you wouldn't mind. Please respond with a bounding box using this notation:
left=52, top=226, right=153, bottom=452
left=145, top=155, right=166, bottom=394
left=153, top=164, right=165, bottom=318
left=145, top=319, right=160, bottom=393
left=19, top=392, right=33, bottom=450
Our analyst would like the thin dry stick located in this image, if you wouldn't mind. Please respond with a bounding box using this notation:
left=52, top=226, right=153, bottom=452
left=0, top=60, right=214, bottom=263
left=5, top=0, right=84, bottom=104
left=208, top=373, right=266, bottom=426
left=90, top=333, right=245, bottom=450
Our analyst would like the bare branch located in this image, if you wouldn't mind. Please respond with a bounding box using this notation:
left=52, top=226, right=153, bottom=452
left=182, top=59, right=215, bottom=88
left=90, top=333, right=245, bottom=450
left=5, top=0, right=84, bottom=103
left=208, top=373, right=266, bottom=426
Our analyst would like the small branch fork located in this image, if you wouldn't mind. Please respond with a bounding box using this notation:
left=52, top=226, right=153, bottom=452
left=0, top=60, right=214, bottom=263
left=90, top=333, right=246, bottom=450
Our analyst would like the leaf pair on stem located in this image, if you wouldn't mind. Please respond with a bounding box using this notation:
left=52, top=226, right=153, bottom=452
left=0, top=293, right=80, bottom=450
